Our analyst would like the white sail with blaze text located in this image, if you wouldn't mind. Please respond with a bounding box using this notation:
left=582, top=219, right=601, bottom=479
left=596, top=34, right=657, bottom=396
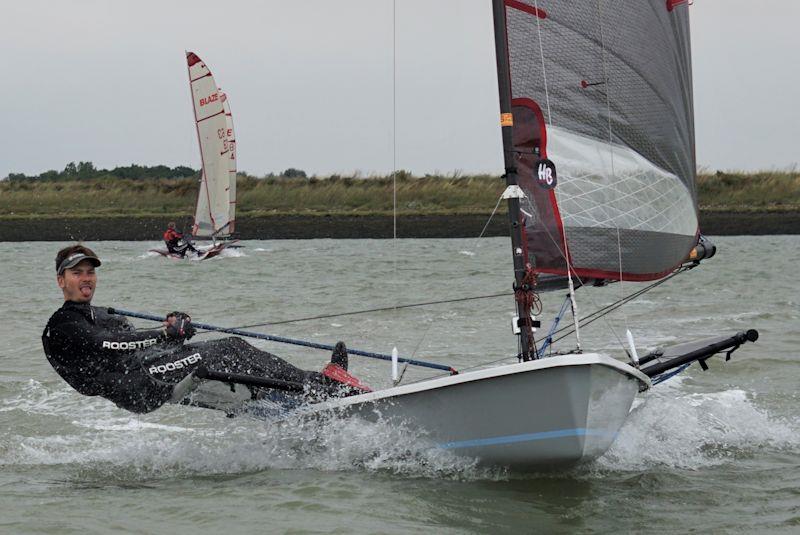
left=186, top=51, right=235, bottom=240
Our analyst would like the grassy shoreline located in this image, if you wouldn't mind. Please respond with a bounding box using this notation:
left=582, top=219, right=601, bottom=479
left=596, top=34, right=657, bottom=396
left=3, top=171, right=798, bottom=215
left=1, top=171, right=798, bottom=239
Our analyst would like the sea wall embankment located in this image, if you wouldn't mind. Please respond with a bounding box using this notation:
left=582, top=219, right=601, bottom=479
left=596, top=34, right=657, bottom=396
left=1, top=210, right=797, bottom=241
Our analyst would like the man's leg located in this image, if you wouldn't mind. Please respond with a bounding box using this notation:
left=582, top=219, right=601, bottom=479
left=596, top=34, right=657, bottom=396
left=144, top=337, right=368, bottom=402
left=145, top=338, right=315, bottom=385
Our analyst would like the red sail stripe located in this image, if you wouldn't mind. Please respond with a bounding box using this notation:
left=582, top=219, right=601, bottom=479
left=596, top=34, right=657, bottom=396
left=506, top=0, right=547, bottom=19
left=666, top=0, right=691, bottom=12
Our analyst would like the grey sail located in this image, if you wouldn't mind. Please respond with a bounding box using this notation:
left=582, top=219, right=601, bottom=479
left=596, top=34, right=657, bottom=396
left=504, top=0, right=697, bottom=280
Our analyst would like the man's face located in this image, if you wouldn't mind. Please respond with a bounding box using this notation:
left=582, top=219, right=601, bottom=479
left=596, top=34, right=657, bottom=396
left=57, top=260, right=97, bottom=302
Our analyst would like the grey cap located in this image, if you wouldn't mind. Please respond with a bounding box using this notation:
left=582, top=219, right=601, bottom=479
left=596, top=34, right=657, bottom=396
left=57, top=252, right=101, bottom=274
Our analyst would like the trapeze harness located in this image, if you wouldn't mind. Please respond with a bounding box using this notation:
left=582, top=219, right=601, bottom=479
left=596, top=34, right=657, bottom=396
left=42, top=302, right=348, bottom=413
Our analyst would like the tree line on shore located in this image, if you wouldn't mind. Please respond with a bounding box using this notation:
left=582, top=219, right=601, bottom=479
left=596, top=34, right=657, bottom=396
left=3, top=161, right=311, bottom=182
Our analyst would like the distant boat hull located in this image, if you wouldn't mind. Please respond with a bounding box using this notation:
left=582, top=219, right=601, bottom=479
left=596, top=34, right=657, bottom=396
left=306, top=354, right=650, bottom=469
left=149, top=240, right=238, bottom=261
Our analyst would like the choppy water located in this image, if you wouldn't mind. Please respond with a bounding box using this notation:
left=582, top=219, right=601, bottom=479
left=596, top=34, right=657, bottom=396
left=1, top=237, right=798, bottom=533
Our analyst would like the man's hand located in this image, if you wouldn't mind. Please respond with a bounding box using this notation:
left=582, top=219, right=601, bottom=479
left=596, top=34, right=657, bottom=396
left=164, top=311, right=197, bottom=341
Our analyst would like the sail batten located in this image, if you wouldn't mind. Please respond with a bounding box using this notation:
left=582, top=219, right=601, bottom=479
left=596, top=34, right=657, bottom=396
left=503, top=0, right=698, bottom=280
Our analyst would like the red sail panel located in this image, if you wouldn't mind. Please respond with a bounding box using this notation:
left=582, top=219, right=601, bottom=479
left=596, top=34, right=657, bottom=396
left=511, top=98, right=568, bottom=274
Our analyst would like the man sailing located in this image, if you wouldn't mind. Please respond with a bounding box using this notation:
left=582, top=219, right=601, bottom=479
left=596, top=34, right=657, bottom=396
left=163, top=221, right=199, bottom=258
left=42, top=244, right=367, bottom=414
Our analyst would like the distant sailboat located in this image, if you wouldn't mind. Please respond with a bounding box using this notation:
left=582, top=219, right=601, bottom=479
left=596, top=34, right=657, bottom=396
left=150, top=52, right=238, bottom=261
left=186, top=51, right=239, bottom=246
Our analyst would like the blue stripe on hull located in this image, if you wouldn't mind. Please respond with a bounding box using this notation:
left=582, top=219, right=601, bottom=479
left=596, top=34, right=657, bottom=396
left=439, top=428, right=617, bottom=450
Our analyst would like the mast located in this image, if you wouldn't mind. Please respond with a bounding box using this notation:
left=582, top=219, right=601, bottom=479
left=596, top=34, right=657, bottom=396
left=491, top=0, right=536, bottom=361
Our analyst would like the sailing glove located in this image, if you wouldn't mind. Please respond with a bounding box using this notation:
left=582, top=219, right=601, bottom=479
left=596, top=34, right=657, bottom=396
left=165, top=311, right=196, bottom=341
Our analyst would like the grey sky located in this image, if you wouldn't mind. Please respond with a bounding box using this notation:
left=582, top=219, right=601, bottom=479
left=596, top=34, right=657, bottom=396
left=0, top=0, right=796, bottom=180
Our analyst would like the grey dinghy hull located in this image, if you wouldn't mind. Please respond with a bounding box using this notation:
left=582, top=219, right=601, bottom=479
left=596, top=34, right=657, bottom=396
left=307, top=354, right=651, bottom=469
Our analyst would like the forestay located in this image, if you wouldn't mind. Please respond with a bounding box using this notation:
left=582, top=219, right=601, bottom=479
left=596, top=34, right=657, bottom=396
left=502, top=0, right=697, bottom=281
left=187, top=51, right=235, bottom=239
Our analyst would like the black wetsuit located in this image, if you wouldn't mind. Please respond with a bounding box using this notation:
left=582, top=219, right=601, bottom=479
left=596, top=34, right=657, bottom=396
left=42, top=301, right=331, bottom=413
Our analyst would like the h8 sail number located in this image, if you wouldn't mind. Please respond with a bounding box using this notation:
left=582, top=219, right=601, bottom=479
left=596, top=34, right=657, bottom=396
left=535, top=159, right=557, bottom=190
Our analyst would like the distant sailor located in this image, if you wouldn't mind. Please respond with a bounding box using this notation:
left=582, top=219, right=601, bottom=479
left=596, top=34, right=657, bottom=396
left=162, top=221, right=199, bottom=257
left=42, top=244, right=367, bottom=414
